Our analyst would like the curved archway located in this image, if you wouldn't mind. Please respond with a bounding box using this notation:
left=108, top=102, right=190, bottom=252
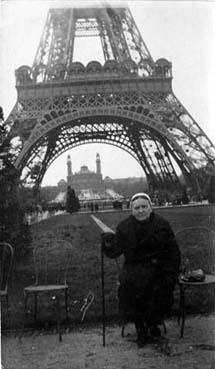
left=42, top=142, right=145, bottom=187
left=15, top=108, right=194, bottom=170
left=15, top=110, right=198, bottom=190
left=46, top=137, right=140, bottom=171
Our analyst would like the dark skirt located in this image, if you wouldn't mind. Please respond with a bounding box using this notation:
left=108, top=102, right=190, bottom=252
left=118, top=263, right=176, bottom=326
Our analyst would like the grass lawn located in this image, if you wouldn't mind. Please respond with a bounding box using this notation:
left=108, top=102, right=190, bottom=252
left=2, top=204, right=215, bottom=333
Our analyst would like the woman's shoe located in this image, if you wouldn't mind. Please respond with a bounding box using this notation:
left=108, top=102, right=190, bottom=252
left=136, top=326, right=148, bottom=347
left=149, top=325, right=161, bottom=338
left=136, top=335, right=147, bottom=348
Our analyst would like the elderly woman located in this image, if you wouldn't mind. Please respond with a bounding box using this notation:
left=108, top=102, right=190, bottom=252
left=103, top=192, right=181, bottom=346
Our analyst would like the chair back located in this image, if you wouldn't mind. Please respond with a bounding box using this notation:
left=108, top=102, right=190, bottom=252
left=33, top=239, right=73, bottom=286
left=0, top=242, right=14, bottom=293
left=175, top=226, right=215, bottom=274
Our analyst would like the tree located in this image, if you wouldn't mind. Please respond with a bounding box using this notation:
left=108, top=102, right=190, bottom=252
left=0, top=107, right=32, bottom=261
left=66, top=186, right=80, bottom=213
left=181, top=186, right=189, bottom=205
left=208, top=174, right=215, bottom=204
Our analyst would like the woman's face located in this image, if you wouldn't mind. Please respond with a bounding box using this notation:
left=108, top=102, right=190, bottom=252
left=131, top=198, right=152, bottom=221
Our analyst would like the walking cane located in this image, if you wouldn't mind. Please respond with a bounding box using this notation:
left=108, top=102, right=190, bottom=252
left=101, top=234, right=106, bottom=347
left=90, top=215, right=115, bottom=347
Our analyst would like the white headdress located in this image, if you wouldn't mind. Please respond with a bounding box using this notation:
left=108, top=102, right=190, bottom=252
left=130, top=192, right=152, bottom=208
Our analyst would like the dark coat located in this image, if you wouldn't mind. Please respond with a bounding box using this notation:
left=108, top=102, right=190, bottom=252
left=103, top=212, right=181, bottom=325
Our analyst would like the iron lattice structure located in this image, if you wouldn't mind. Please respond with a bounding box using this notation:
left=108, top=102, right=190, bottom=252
left=7, top=6, right=215, bottom=192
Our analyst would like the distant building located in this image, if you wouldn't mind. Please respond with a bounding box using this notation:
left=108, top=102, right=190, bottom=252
left=67, top=153, right=105, bottom=192
left=57, top=179, right=67, bottom=191
left=53, top=154, right=146, bottom=202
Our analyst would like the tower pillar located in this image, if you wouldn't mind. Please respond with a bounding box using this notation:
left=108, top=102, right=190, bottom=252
left=67, top=154, right=72, bottom=185
left=96, top=153, right=101, bottom=175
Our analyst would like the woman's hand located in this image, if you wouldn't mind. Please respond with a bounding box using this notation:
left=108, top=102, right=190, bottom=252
left=102, top=232, right=116, bottom=249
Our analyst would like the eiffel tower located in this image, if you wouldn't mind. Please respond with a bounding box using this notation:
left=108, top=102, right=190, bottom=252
left=7, top=5, right=215, bottom=193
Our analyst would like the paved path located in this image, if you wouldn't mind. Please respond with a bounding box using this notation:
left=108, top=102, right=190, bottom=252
left=2, top=315, right=215, bottom=369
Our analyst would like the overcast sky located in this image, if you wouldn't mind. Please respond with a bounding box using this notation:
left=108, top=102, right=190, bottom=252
left=0, top=0, right=214, bottom=186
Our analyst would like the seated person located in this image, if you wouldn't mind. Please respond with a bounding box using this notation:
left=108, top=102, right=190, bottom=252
left=102, top=192, right=181, bottom=346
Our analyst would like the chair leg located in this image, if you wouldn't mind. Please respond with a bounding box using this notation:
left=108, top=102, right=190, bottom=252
left=180, top=287, right=185, bottom=338
left=121, top=323, right=125, bottom=338
left=162, top=321, right=167, bottom=334
left=56, top=294, right=62, bottom=342
left=177, top=313, right=181, bottom=326
left=178, top=286, right=182, bottom=326
left=24, top=292, right=28, bottom=316
left=6, top=294, right=9, bottom=318
left=23, top=291, right=29, bottom=332
left=65, top=289, right=68, bottom=320
left=34, top=292, right=38, bottom=323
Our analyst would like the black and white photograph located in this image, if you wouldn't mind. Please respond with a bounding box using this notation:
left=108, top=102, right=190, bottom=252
left=0, top=0, right=215, bottom=368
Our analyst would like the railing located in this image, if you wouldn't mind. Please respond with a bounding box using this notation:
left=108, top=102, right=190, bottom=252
left=15, top=58, right=172, bottom=86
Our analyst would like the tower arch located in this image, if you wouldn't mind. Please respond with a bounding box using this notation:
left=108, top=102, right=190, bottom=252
left=14, top=109, right=199, bottom=191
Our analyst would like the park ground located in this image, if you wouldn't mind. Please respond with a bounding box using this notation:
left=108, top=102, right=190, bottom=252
left=2, top=315, right=215, bottom=369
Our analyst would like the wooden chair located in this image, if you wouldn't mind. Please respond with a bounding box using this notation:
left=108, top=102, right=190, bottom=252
left=0, top=242, right=14, bottom=315
left=24, top=239, right=73, bottom=341
left=175, top=226, right=215, bottom=337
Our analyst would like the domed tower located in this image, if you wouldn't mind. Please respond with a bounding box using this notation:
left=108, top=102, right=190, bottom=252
left=96, top=153, right=101, bottom=175
left=67, top=154, right=72, bottom=185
